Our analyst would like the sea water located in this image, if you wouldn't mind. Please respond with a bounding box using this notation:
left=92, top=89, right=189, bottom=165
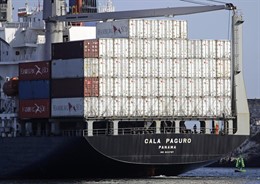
left=0, top=167, right=259, bottom=184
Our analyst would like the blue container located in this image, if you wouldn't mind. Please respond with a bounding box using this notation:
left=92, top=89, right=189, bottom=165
left=19, top=80, right=50, bottom=100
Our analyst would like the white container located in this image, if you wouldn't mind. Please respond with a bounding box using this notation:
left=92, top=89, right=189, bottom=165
left=217, top=59, right=231, bottom=78
left=173, top=39, right=188, bottom=58
left=158, top=20, right=173, bottom=38
left=85, top=97, right=99, bottom=117
left=202, top=59, right=216, bottom=78
left=173, top=20, right=180, bottom=39
left=129, top=19, right=144, bottom=38
left=114, top=38, right=129, bottom=58
left=113, top=97, right=129, bottom=116
left=216, top=40, right=231, bottom=59
left=52, top=58, right=99, bottom=78
left=217, top=78, right=231, bottom=96
left=113, top=58, right=129, bottom=77
left=173, top=78, right=188, bottom=97
left=99, top=97, right=113, bottom=117
left=99, top=39, right=114, bottom=58
left=129, top=78, right=144, bottom=97
left=143, top=39, right=151, bottom=58
left=187, top=59, right=195, bottom=77
left=202, top=79, right=210, bottom=96
left=143, top=77, right=158, bottom=96
left=180, top=20, right=188, bottom=39
left=143, top=20, right=158, bottom=38
left=223, top=97, right=232, bottom=116
left=165, top=59, right=173, bottom=77
left=173, top=20, right=188, bottom=39
left=136, top=59, right=144, bottom=77
left=188, top=40, right=202, bottom=58
left=114, top=78, right=129, bottom=96
left=52, top=98, right=84, bottom=117
left=165, top=39, right=173, bottom=58
left=144, top=58, right=159, bottom=77
left=150, top=39, right=159, bottom=58
left=99, top=58, right=114, bottom=77
left=99, top=77, right=114, bottom=96
left=129, top=59, right=137, bottom=77
left=209, top=78, right=217, bottom=96
left=129, top=38, right=144, bottom=58
left=159, top=78, right=173, bottom=96
left=158, top=97, right=174, bottom=116
left=202, top=40, right=216, bottom=59
left=129, top=97, right=145, bottom=116
left=175, top=97, right=188, bottom=116
left=180, top=59, right=188, bottom=77
left=144, top=97, right=159, bottom=116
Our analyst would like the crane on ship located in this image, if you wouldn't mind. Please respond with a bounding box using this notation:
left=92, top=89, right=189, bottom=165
left=42, top=0, right=249, bottom=136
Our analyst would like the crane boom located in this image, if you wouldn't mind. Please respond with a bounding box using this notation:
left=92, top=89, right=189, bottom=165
left=45, top=4, right=235, bottom=23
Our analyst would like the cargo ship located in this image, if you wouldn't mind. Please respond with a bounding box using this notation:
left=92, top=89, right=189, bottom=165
left=0, top=0, right=250, bottom=179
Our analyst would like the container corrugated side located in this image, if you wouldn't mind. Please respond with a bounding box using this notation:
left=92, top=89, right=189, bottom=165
left=202, top=40, right=216, bottom=59
left=99, top=39, right=114, bottom=58
left=19, top=61, right=51, bottom=80
left=158, top=20, right=173, bottom=38
left=52, top=58, right=99, bottom=78
left=52, top=39, right=99, bottom=59
left=19, top=99, right=50, bottom=118
left=216, top=40, right=231, bottom=59
left=51, top=77, right=99, bottom=98
left=84, top=77, right=99, bottom=97
left=52, top=41, right=84, bottom=60
left=19, top=80, right=50, bottom=100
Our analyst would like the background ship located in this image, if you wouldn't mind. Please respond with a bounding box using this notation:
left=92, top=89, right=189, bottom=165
left=0, top=0, right=250, bottom=179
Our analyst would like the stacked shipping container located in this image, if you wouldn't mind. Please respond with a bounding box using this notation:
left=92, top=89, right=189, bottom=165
left=51, top=19, right=232, bottom=119
left=19, top=61, right=51, bottom=118
left=51, top=40, right=100, bottom=117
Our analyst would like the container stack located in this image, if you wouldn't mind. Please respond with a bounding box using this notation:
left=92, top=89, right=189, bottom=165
left=50, top=18, right=232, bottom=119
left=96, top=19, right=188, bottom=117
left=18, top=61, right=51, bottom=118
left=51, top=40, right=99, bottom=117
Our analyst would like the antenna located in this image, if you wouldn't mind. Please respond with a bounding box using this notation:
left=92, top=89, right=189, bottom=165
left=38, top=0, right=41, bottom=11
left=180, top=0, right=213, bottom=6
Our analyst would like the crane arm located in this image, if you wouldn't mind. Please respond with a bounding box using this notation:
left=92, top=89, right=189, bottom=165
left=46, top=4, right=235, bottom=23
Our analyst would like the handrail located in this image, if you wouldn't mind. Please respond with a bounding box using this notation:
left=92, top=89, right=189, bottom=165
left=83, top=127, right=236, bottom=137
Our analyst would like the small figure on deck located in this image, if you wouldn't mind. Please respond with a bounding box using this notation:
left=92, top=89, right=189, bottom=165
left=193, top=124, right=197, bottom=134
left=235, top=155, right=246, bottom=172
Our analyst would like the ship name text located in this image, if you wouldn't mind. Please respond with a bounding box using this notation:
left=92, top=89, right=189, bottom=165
left=144, top=138, right=192, bottom=144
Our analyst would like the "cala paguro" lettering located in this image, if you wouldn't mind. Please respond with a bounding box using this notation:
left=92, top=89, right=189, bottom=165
left=144, top=138, right=192, bottom=154
left=144, top=138, right=192, bottom=144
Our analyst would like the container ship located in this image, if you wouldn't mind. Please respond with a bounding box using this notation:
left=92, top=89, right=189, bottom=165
left=0, top=0, right=250, bottom=179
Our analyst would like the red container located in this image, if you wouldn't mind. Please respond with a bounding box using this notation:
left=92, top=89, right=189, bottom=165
left=51, top=77, right=99, bottom=98
left=52, top=39, right=99, bottom=60
left=19, top=99, right=50, bottom=119
left=84, top=77, right=99, bottom=97
left=19, top=61, right=51, bottom=80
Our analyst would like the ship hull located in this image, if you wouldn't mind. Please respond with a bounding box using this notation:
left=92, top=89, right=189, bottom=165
left=0, top=134, right=248, bottom=179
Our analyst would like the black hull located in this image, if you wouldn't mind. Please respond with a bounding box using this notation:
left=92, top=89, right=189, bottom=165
left=0, top=134, right=248, bottom=179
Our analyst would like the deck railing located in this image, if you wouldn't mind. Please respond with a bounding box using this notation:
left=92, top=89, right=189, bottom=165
left=83, top=127, right=234, bottom=137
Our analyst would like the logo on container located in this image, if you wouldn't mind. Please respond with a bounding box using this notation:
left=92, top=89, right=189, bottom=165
left=52, top=102, right=82, bottom=112
left=20, top=65, right=49, bottom=76
left=113, top=25, right=121, bottom=34
left=68, top=102, right=77, bottom=112
left=97, top=22, right=128, bottom=37
left=22, top=103, right=46, bottom=113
